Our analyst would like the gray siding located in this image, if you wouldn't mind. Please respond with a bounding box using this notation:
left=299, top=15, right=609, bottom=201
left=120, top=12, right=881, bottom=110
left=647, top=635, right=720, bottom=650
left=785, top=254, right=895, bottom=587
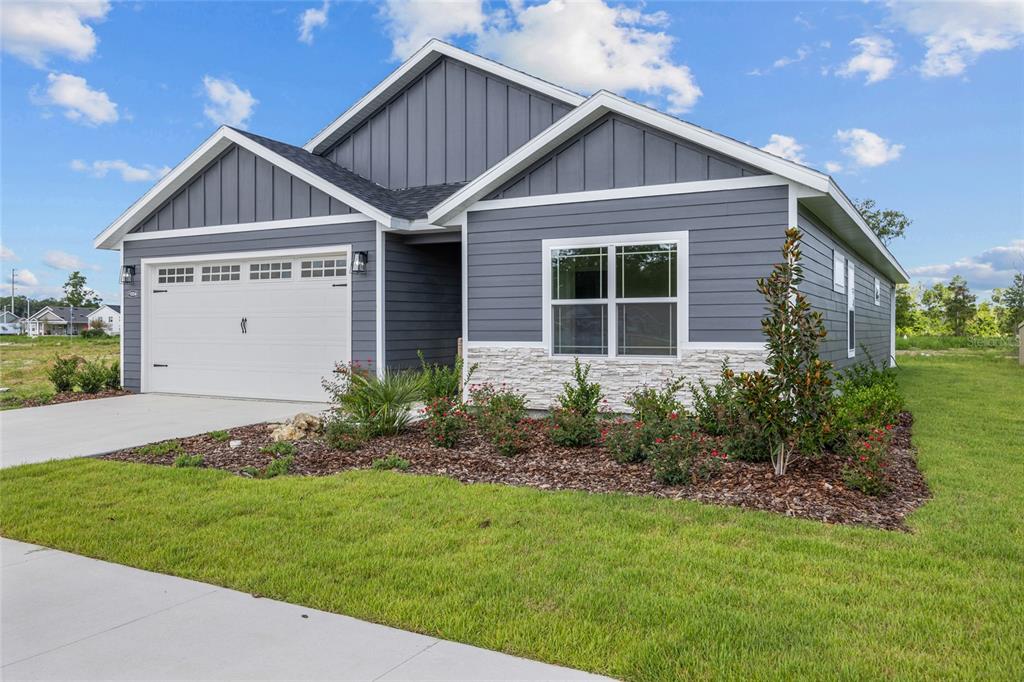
left=134, top=145, right=354, bottom=232
left=489, top=114, right=766, bottom=199
left=466, top=185, right=788, bottom=343
left=797, top=208, right=894, bottom=370
left=121, top=221, right=377, bottom=391
left=384, top=234, right=462, bottom=370
left=322, top=57, right=572, bottom=190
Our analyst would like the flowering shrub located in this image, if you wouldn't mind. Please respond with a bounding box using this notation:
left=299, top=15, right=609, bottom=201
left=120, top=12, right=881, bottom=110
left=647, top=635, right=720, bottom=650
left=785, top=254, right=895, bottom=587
left=651, top=431, right=730, bottom=485
left=600, top=418, right=647, bottom=463
left=842, top=424, right=895, bottom=496
left=323, top=415, right=366, bottom=452
left=694, top=448, right=729, bottom=482
left=489, top=417, right=533, bottom=457
left=625, top=377, right=686, bottom=424
left=422, top=397, right=468, bottom=448
left=468, top=383, right=530, bottom=455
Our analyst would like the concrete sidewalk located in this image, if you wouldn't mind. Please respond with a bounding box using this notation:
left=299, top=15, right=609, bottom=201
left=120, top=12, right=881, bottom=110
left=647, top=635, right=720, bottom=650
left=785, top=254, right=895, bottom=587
left=0, top=538, right=612, bottom=681
left=0, top=394, right=327, bottom=468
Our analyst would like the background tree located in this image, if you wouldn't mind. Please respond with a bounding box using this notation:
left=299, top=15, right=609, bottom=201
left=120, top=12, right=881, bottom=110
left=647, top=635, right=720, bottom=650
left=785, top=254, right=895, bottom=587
left=943, top=275, right=977, bottom=337
left=62, top=271, right=100, bottom=308
left=854, top=198, right=912, bottom=245
left=895, top=284, right=923, bottom=334
left=991, top=272, right=1024, bottom=335
left=920, top=282, right=951, bottom=335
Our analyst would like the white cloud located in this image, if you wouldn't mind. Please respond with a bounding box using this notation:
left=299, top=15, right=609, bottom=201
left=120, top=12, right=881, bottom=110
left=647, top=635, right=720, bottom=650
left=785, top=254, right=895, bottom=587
left=748, top=47, right=811, bottom=76
left=33, top=73, right=118, bottom=125
left=910, top=240, right=1024, bottom=289
left=71, top=159, right=170, bottom=182
left=0, top=245, right=17, bottom=262
left=824, top=161, right=843, bottom=174
left=380, top=0, right=486, bottom=59
left=13, top=269, right=39, bottom=287
left=381, top=0, right=703, bottom=114
left=761, top=134, right=807, bottom=164
left=836, top=128, right=904, bottom=167
left=0, top=1, right=110, bottom=68
left=298, top=0, right=330, bottom=45
left=202, top=76, right=257, bottom=128
left=887, top=1, right=1024, bottom=78
left=43, top=251, right=101, bottom=272
left=837, top=35, right=897, bottom=84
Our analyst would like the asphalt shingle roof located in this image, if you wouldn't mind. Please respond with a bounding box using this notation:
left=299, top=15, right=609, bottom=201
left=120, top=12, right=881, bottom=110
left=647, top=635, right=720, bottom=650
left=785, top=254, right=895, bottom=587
left=232, top=129, right=465, bottom=221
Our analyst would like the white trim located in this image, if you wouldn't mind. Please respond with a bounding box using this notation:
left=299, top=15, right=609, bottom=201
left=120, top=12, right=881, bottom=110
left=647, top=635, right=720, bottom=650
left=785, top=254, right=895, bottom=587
left=119, top=245, right=124, bottom=387
left=464, top=341, right=546, bottom=349
left=828, top=178, right=908, bottom=281
left=123, top=214, right=372, bottom=242
left=459, top=212, right=469, bottom=400
left=787, top=184, right=798, bottom=229
left=890, top=286, right=896, bottom=367
left=470, top=175, right=787, bottom=214
left=139, top=244, right=352, bottom=395
left=303, top=39, right=584, bottom=154
left=833, top=250, right=846, bottom=293
left=541, top=230, right=688, bottom=360
left=847, top=260, right=856, bottom=359
left=681, top=342, right=766, bottom=351
left=94, top=127, right=394, bottom=250
left=375, top=223, right=385, bottom=378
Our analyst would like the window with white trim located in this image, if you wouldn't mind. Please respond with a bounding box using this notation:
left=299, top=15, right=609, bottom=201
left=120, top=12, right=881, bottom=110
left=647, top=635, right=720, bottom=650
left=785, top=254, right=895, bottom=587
left=874, top=277, right=881, bottom=305
left=300, top=258, right=346, bottom=278
left=201, top=264, right=240, bottom=282
left=549, top=241, right=678, bottom=357
left=833, top=250, right=845, bottom=292
left=157, top=267, right=194, bottom=284
left=250, top=262, right=292, bottom=280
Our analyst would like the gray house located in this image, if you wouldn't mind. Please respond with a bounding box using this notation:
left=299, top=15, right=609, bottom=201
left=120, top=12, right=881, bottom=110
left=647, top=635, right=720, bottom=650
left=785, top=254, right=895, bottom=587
left=94, top=40, right=907, bottom=407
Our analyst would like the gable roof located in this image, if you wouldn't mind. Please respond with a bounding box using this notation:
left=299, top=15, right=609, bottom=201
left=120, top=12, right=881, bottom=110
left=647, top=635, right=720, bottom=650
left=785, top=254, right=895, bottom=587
left=0, top=311, right=21, bottom=322
left=89, top=304, right=120, bottom=316
left=429, top=90, right=908, bottom=283
left=303, top=39, right=585, bottom=155
left=29, top=306, right=95, bottom=323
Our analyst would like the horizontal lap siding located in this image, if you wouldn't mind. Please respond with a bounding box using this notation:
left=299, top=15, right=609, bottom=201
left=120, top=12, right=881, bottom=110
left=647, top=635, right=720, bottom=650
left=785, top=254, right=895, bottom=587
left=121, top=221, right=377, bottom=391
left=467, top=185, right=788, bottom=343
left=134, top=145, right=352, bottom=233
left=797, top=208, right=893, bottom=370
left=384, top=235, right=462, bottom=370
left=489, top=114, right=766, bottom=199
left=322, top=57, right=571, bottom=190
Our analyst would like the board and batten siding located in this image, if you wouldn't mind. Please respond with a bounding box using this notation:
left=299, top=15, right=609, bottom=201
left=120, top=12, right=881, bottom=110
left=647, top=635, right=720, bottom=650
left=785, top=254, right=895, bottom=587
left=466, top=185, right=789, bottom=345
left=133, top=144, right=354, bottom=233
left=121, top=220, right=377, bottom=391
left=488, top=114, right=766, bottom=200
left=797, top=208, right=894, bottom=369
left=384, top=234, right=462, bottom=370
left=321, top=57, right=572, bottom=190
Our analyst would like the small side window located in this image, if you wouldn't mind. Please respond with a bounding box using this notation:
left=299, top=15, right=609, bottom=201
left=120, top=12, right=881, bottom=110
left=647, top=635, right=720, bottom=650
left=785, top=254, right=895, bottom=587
left=874, top=278, right=881, bottom=306
left=833, top=251, right=845, bottom=292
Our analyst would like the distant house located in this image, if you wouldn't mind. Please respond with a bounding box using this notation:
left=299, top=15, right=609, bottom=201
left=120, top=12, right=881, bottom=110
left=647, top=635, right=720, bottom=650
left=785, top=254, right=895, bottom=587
left=26, top=306, right=96, bottom=336
left=88, top=305, right=122, bottom=335
left=0, top=310, right=23, bottom=335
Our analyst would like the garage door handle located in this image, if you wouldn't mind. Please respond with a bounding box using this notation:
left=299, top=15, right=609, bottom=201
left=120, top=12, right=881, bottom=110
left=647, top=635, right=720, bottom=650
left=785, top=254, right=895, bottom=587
left=332, top=283, right=347, bottom=287
left=153, top=364, right=168, bottom=368
left=240, top=317, right=247, bottom=334
left=152, top=289, right=168, bottom=293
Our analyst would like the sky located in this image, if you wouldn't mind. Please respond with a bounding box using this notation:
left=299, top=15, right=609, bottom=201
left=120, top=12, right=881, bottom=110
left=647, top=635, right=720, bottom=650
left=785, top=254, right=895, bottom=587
left=1, top=0, right=1022, bottom=306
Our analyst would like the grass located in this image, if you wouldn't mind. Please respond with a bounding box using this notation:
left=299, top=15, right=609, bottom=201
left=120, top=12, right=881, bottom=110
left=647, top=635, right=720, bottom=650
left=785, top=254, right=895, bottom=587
left=0, top=335, right=119, bottom=409
left=896, top=334, right=1018, bottom=350
left=1, top=350, right=1022, bottom=680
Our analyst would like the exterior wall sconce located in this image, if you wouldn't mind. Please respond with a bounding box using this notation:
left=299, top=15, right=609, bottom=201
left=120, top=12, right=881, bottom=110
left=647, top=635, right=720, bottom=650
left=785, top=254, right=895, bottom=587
left=352, top=251, right=368, bottom=274
left=121, top=265, right=136, bottom=285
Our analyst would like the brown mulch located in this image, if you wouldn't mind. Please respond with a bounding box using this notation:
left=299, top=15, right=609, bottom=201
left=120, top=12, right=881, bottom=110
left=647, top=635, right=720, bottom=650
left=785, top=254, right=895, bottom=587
left=16, top=389, right=131, bottom=408
left=100, top=411, right=930, bottom=532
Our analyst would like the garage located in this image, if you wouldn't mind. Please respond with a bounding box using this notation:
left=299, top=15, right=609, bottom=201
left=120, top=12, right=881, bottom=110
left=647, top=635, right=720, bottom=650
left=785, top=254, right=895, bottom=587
left=142, top=247, right=351, bottom=402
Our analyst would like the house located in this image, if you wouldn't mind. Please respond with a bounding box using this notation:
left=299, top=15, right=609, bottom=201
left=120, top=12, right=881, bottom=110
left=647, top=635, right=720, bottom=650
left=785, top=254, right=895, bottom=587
left=88, top=305, right=122, bottom=335
left=0, top=310, right=23, bottom=335
left=93, top=40, right=907, bottom=406
left=26, top=306, right=97, bottom=337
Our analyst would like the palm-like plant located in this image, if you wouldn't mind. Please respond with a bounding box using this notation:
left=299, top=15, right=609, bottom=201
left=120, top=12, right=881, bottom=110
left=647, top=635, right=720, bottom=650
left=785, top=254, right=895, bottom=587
left=324, top=363, right=425, bottom=437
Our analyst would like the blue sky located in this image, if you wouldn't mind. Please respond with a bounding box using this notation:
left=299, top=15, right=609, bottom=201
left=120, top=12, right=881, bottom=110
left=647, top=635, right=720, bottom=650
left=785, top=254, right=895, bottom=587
left=2, top=0, right=1022, bottom=305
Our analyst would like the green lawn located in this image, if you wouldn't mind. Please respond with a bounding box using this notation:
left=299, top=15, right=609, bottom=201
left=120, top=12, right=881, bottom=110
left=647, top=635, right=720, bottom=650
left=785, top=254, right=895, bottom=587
left=0, top=335, right=119, bottom=408
left=1, top=350, right=1021, bottom=680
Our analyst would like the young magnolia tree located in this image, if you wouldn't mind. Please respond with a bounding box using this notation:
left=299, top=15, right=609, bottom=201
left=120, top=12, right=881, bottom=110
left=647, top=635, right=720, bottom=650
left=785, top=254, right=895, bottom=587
left=739, top=228, right=834, bottom=476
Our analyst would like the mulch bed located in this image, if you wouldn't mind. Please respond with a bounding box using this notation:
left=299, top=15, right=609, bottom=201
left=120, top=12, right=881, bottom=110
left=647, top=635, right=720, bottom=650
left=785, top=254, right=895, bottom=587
left=13, top=389, right=131, bottom=408
left=101, top=411, right=929, bottom=532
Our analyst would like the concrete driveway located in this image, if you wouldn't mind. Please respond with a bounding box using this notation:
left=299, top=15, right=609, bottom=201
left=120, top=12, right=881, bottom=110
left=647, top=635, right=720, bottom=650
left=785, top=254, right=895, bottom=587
left=1, top=538, right=610, bottom=681
left=0, top=394, right=327, bottom=468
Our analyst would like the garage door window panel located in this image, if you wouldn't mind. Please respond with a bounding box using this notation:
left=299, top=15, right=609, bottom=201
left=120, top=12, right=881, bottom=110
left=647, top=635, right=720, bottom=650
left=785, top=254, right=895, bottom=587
left=157, top=267, right=194, bottom=284
left=201, top=264, right=240, bottom=282
left=300, top=258, right=346, bottom=278
left=250, top=262, right=293, bottom=280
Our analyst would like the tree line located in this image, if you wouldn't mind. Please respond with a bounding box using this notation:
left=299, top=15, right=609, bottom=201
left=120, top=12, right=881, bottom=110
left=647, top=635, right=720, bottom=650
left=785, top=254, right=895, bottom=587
left=6, top=271, right=102, bottom=318
left=896, top=273, right=1024, bottom=338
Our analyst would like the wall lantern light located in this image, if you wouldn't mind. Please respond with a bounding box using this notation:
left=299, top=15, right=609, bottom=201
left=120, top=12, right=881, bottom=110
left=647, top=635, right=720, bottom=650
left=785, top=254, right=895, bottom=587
left=120, top=265, right=136, bottom=285
left=352, top=251, right=368, bottom=274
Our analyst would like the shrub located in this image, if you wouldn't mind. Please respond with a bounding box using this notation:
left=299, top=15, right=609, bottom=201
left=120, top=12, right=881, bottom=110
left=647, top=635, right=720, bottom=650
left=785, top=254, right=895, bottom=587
left=104, top=360, right=121, bottom=390
left=138, top=440, right=185, bottom=457
left=47, top=354, right=81, bottom=393
left=842, top=425, right=895, bottom=496
left=263, top=455, right=294, bottom=478
left=260, top=441, right=297, bottom=457
left=80, top=328, right=107, bottom=339
left=547, top=359, right=604, bottom=447
left=323, top=362, right=424, bottom=437
left=838, top=347, right=898, bottom=392
left=418, top=350, right=477, bottom=403
left=172, top=453, right=204, bottom=468
left=422, top=397, right=467, bottom=448
left=626, top=377, right=686, bottom=424
left=469, top=384, right=527, bottom=435
left=833, top=382, right=904, bottom=442
left=650, top=433, right=698, bottom=485
left=691, top=361, right=741, bottom=436
left=208, top=430, right=231, bottom=442
left=76, top=360, right=108, bottom=394
left=323, top=415, right=367, bottom=451
left=488, top=418, right=532, bottom=456
left=549, top=407, right=601, bottom=447
left=601, top=418, right=647, bottom=463
left=372, top=453, right=410, bottom=471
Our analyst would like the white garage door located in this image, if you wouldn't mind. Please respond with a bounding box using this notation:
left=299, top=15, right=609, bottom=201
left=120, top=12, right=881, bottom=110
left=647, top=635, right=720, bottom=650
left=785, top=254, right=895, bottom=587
left=143, top=248, right=351, bottom=402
